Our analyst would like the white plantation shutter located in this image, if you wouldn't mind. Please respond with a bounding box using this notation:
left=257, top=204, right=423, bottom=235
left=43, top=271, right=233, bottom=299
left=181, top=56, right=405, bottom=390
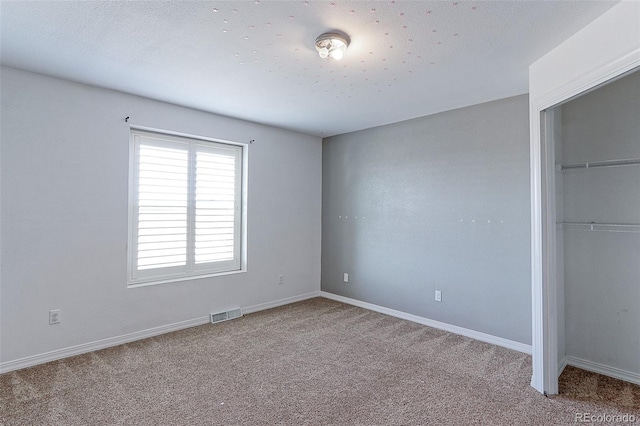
left=194, top=148, right=238, bottom=266
left=129, top=130, right=243, bottom=284
left=137, top=143, right=189, bottom=272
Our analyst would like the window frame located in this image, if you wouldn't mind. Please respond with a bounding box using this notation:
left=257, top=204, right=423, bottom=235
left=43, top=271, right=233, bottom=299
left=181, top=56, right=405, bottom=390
left=127, top=127, right=246, bottom=287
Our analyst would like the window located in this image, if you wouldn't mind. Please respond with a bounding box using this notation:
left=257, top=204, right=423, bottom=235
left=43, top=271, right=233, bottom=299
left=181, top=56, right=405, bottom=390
left=128, top=129, right=244, bottom=285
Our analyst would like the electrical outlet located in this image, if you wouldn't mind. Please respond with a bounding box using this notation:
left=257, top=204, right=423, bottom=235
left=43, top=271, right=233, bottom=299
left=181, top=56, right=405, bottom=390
left=278, top=275, right=284, bottom=285
left=49, top=309, right=61, bottom=325
left=343, top=273, right=349, bottom=283
left=435, top=290, right=442, bottom=302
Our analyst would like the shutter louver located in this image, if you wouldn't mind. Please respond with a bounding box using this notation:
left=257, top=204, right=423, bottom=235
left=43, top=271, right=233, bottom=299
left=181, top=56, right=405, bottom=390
left=195, top=149, right=236, bottom=264
left=136, top=143, right=189, bottom=270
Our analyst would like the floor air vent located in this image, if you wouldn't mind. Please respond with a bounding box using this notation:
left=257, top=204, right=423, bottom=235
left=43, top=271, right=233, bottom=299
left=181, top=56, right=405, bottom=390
left=210, top=308, right=243, bottom=324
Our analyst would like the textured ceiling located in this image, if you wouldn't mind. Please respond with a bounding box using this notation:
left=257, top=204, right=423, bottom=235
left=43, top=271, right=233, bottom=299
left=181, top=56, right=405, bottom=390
left=0, top=1, right=617, bottom=137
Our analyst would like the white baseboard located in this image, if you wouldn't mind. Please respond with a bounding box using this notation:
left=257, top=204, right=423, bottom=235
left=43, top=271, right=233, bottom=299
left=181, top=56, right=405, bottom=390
left=0, top=291, right=321, bottom=374
left=0, top=316, right=209, bottom=374
left=320, top=291, right=532, bottom=355
left=565, top=356, right=640, bottom=386
left=243, top=291, right=321, bottom=314
left=558, top=356, right=568, bottom=377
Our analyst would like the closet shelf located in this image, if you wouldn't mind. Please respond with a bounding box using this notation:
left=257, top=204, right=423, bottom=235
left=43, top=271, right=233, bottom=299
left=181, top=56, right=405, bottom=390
left=560, top=157, right=640, bottom=170
left=560, top=222, right=640, bottom=233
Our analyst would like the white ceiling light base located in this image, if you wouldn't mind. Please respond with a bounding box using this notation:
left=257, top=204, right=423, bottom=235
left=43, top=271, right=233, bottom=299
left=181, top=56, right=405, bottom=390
left=315, top=31, right=350, bottom=60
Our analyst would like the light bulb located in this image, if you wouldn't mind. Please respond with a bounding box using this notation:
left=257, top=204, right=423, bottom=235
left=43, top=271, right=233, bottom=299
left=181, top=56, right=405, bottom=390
left=329, top=48, right=344, bottom=60
left=315, top=31, right=349, bottom=60
left=332, top=39, right=346, bottom=50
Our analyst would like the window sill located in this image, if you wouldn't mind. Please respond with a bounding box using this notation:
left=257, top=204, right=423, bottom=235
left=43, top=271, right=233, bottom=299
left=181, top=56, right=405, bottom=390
left=127, top=268, right=246, bottom=289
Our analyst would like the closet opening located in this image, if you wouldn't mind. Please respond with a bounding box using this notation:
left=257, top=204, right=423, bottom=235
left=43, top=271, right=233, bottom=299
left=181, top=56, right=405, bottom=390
left=542, top=68, right=640, bottom=392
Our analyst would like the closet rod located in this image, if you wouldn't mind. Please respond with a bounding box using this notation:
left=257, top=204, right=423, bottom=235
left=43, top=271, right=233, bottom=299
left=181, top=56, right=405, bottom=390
left=561, top=157, right=640, bottom=170
left=561, top=222, right=640, bottom=233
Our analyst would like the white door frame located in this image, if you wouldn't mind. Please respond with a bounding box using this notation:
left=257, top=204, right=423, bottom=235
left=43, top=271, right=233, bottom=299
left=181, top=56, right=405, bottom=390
left=529, top=2, right=640, bottom=394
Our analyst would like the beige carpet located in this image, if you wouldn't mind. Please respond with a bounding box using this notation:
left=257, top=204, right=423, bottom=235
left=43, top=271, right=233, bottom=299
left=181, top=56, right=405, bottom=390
left=1, top=298, right=638, bottom=425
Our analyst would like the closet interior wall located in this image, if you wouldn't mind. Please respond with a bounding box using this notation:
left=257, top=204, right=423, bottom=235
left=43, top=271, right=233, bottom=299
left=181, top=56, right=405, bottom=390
left=556, top=70, right=640, bottom=382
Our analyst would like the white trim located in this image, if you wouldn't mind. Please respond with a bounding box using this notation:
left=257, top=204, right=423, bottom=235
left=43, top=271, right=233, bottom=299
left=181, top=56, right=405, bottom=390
left=127, top=268, right=246, bottom=289
left=0, top=316, right=208, bottom=374
left=565, top=356, right=640, bottom=386
left=0, top=292, right=321, bottom=374
left=533, top=50, right=640, bottom=114
left=529, top=1, right=640, bottom=395
left=558, top=356, right=568, bottom=377
left=320, top=291, right=532, bottom=355
left=242, top=291, right=321, bottom=314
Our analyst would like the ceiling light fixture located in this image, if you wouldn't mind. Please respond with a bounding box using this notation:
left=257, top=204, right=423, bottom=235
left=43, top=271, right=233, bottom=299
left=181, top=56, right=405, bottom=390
left=315, top=31, right=350, bottom=60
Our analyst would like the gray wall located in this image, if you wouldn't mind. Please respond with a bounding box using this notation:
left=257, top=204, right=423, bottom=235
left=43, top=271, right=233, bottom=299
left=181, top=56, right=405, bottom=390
left=560, top=70, right=640, bottom=374
left=0, top=67, right=322, bottom=364
left=322, top=95, right=531, bottom=345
